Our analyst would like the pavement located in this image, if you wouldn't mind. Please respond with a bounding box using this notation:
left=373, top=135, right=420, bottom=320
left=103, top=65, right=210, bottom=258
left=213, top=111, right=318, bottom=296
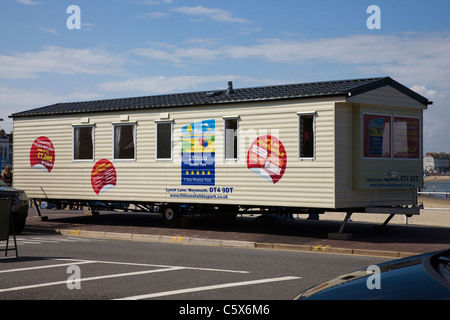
left=23, top=195, right=450, bottom=259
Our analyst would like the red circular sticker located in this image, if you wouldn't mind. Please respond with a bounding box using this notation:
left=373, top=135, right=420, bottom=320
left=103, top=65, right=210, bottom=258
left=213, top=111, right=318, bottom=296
left=91, top=159, right=117, bottom=195
left=247, top=135, right=287, bottom=184
left=30, top=136, right=55, bottom=173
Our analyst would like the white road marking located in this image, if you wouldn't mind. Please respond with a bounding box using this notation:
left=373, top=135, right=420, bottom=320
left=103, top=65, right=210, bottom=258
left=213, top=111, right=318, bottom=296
left=64, top=237, right=100, bottom=242
left=16, top=241, right=43, bottom=245
left=15, top=236, right=101, bottom=246
left=115, top=276, right=302, bottom=300
left=0, top=258, right=287, bottom=299
left=54, top=258, right=249, bottom=274
left=27, top=238, right=60, bottom=243
left=0, top=261, right=95, bottom=274
left=0, top=266, right=184, bottom=293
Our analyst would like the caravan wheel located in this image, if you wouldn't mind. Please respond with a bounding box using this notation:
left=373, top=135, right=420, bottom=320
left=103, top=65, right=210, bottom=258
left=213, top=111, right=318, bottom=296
left=162, top=205, right=181, bottom=226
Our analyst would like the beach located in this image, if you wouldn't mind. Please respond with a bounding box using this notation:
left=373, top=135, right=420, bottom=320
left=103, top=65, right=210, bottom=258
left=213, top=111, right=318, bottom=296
left=424, top=176, right=450, bottom=182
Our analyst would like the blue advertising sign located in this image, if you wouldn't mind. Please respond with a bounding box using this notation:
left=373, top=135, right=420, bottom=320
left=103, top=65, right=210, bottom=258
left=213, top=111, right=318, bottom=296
left=181, top=119, right=215, bottom=186
left=368, top=118, right=385, bottom=156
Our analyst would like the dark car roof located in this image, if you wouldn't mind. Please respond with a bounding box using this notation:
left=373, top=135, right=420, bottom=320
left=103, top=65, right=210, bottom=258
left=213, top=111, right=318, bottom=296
left=298, top=249, right=450, bottom=300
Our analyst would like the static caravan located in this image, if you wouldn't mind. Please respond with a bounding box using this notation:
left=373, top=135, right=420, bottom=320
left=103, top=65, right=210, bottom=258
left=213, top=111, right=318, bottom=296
left=10, top=77, right=431, bottom=232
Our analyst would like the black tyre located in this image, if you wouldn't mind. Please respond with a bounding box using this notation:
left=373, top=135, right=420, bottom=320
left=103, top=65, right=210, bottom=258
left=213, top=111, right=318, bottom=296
left=162, top=205, right=182, bottom=226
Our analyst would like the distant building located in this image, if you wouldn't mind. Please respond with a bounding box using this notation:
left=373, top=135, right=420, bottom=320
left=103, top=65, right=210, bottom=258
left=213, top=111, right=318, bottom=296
left=424, top=152, right=450, bottom=173
left=423, top=155, right=435, bottom=173
left=0, top=130, right=13, bottom=170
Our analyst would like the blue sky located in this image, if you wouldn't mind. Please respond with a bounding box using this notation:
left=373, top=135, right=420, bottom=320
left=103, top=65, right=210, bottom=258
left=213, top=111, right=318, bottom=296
left=1, top=0, right=449, bottom=153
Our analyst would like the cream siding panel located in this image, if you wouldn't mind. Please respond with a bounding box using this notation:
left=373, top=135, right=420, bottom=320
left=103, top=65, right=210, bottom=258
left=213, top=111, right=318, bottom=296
left=13, top=98, right=338, bottom=209
left=348, top=86, right=426, bottom=109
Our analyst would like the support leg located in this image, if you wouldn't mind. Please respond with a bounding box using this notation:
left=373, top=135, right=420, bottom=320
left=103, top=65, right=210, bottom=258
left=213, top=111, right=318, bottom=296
left=32, top=199, right=42, bottom=217
left=328, top=211, right=353, bottom=240
left=373, top=214, right=395, bottom=232
left=32, top=199, right=48, bottom=221
left=338, top=211, right=353, bottom=234
left=382, top=214, right=395, bottom=227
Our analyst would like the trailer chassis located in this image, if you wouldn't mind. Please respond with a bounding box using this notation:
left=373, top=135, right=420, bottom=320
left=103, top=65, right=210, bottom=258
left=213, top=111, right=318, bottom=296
left=30, top=198, right=423, bottom=238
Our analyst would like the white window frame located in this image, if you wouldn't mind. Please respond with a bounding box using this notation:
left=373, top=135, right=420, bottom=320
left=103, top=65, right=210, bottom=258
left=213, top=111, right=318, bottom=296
left=298, top=112, right=316, bottom=160
left=155, top=120, right=173, bottom=161
left=112, top=122, right=137, bottom=161
left=73, top=125, right=95, bottom=162
left=361, top=113, right=422, bottom=161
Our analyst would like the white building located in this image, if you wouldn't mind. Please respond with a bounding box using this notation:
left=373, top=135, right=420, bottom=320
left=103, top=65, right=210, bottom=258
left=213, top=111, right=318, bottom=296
left=424, top=153, right=450, bottom=173
left=0, top=130, right=12, bottom=170
left=423, top=156, right=435, bottom=173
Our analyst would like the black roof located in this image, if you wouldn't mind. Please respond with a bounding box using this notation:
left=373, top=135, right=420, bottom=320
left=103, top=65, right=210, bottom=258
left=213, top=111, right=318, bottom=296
left=10, top=77, right=430, bottom=118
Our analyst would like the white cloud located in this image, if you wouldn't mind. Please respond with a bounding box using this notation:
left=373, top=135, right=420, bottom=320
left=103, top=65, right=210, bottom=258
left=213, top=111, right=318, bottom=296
left=15, top=0, right=40, bottom=5
left=423, top=96, right=450, bottom=153
left=81, top=22, right=95, bottom=31
left=97, top=75, right=272, bottom=94
left=0, top=86, right=98, bottom=133
left=40, top=27, right=59, bottom=35
left=97, top=75, right=231, bottom=93
left=222, top=33, right=450, bottom=87
left=411, top=85, right=449, bottom=152
left=132, top=45, right=220, bottom=64
left=410, top=85, right=438, bottom=100
left=0, top=87, right=60, bottom=109
left=0, top=86, right=102, bottom=111
left=132, top=32, right=450, bottom=91
left=130, top=0, right=172, bottom=4
left=138, top=11, right=170, bottom=19
left=172, top=6, right=250, bottom=23
left=0, top=46, right=125, bottom=79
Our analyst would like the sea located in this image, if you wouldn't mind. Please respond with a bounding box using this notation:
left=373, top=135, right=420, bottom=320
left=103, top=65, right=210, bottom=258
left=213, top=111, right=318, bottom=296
left=422, top=180, right=450, bottom=199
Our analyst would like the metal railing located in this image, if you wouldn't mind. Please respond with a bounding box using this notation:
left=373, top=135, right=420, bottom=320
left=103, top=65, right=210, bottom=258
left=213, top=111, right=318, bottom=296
left=417, top=191, right=450, bottom=199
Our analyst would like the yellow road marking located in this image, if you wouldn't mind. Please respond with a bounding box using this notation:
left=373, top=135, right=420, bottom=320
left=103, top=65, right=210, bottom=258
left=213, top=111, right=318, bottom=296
left=313, top=245, right=330, bottom=252
left=172, top=236, right=182, bottom=243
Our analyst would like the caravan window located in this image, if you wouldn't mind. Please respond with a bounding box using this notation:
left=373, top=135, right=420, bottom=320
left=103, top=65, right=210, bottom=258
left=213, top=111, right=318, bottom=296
left=73, top=125, right=94, bottom=161
left=393, top=116, right=420, bottom=159
left=113, top=123, right=136, bottom=160
left=156, top=122, right=172, bottom=160
left=224, top=118, right=238, bottom=160
left=363, top=114, right=420, bottom=159
left=298, top=114, right=315, bottom=159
